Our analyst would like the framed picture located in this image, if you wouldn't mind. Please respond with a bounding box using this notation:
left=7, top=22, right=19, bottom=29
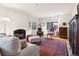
left=32, top=22, right=36, bottom=30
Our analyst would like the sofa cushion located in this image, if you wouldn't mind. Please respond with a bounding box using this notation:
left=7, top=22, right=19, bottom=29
left=0, top=33, right=7, bottom=37
left=0, top=37, right=21, bottom=56
left=29, top=36, right=43, bottom=43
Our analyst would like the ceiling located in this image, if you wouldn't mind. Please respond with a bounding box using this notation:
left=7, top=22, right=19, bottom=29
left=0, top=3, right=77, bottom=18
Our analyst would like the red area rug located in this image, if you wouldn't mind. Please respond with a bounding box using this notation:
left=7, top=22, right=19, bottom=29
left=39, top=38, right=68, bottom=56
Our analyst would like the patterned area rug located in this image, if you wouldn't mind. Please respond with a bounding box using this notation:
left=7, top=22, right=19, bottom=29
left=39, top=38, right=68, bottom=56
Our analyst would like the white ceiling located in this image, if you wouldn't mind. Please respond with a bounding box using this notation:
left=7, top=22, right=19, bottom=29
left=0, top=3, right=77, bottom=18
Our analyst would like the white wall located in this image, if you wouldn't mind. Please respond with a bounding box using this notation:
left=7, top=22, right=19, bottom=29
left=0, top=4, right=77, bottom=36
left=70, top=4, right=77, bottom=19
left=38, top=13, right=73, bottom=35
left=0, top=6, right=38, bottom=35
left=38, top=16, right=58, bottom=35
left=58, top=13, right=73, bottom=27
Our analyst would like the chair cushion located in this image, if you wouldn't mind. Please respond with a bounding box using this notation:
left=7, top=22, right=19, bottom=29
left=20, top=40, right=27, bottom=49
left=0, top=37, right=21, bottom=56
left=20, top=43, right=39, bottom=56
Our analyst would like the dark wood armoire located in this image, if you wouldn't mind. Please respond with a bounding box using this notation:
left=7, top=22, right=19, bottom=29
left=69, top=14, right=79, bottom=55
left=59, top=27, right=68, bottom=39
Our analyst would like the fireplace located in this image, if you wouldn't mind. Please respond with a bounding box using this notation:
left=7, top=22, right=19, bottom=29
left=14, top=29, right=26, bottom=39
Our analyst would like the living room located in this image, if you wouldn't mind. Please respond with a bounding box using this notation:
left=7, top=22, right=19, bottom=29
left=0, top=3, right=78, bottom=56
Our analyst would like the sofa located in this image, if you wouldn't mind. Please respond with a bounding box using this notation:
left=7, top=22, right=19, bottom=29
left=0, top=36, right=39, bottom=56
left=29, top=36, right=43, bottom=42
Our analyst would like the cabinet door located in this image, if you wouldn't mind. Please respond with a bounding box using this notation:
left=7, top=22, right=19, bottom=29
left=69, top=23, right=73, bottom=46
left=69, top=19, right=77, bottom=55
left=77, top=16, right=79, bottom=55
left=73, top=20, right=77, bottom=55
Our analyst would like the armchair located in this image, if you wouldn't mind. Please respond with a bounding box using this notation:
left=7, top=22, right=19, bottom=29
left=0, top=37, right=39, bottom=56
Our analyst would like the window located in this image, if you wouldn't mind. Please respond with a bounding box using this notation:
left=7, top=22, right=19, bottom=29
left=47, top=22, right=58, bottom=31
left=47, top=22, right=53, bottom=30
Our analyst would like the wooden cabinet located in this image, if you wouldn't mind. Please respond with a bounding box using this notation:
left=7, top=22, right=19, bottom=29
left=59, top=27, right=68, bottom=39
left=69, top=14, right=79, bottom=55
